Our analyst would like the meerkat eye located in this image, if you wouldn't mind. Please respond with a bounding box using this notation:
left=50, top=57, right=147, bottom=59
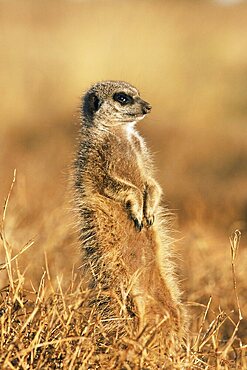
left=113, top=92, right=133, bottom=106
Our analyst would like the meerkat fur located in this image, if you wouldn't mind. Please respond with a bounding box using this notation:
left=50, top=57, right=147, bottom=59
left=73, top=80, right=187, bottom=344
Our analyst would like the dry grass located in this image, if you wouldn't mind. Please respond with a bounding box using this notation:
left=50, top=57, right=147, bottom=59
left=0, top=174, right=246, bottom=368
left=0, top=0, right=247, bottom=368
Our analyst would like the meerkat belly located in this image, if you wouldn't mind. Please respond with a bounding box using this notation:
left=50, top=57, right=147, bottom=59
left=89, top=193, right=157, bottom=264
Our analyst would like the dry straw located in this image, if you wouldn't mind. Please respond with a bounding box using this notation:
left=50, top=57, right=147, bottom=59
left=0, top=172, right=246, bottom=369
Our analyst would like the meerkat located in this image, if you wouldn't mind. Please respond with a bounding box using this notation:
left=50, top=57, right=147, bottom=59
left=73, top=80, right=186, bottom=343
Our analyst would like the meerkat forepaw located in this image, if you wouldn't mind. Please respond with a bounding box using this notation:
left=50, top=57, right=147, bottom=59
left=129, top=213, right=144, bottom=231
left=133, top=218, right=143, bottom=232
left=143, top=180, right=162, bottom=228
left=144, top=205, right=155, bottom=227
left=145, top=214, right=155, bottom=227
left=125, top=192, right=144, bottom=231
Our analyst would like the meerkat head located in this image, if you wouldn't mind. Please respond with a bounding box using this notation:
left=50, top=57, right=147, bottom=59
left=82, top=80, right=151, bottom=127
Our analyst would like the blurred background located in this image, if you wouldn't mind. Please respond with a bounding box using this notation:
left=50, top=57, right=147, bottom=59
left=0, top=0, right=247, bottom=329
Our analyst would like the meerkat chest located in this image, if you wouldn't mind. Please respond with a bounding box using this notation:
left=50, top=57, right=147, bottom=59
left=104, top=125, right=148, bottom=187
left=120, top=125, right=148, bottom=178
left=126, top=126, right=145, bottom=162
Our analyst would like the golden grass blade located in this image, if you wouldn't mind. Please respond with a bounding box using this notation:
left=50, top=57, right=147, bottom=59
left=193, top=296, right=212, bottom=351
left=229, top=229, right=243, bottom=321
left=198, top=311, right=227, bottom=351
left=0, top=239, right=34, bottom=271
left=2, top=169, right=16, bottom=229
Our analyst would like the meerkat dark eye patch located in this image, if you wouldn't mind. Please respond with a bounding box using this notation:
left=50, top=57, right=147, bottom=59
left=92, top=94, right=102, bottom=111
left=83, top=92, right=102, bottom=120
left=113, top=92, right=133, bottom=106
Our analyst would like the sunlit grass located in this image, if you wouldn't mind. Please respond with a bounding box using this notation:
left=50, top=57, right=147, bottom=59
left=0, top=174, right=246, bottom=368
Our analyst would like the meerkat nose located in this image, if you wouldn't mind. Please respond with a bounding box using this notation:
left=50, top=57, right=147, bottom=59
left=142, top=101, right=152, bottom=114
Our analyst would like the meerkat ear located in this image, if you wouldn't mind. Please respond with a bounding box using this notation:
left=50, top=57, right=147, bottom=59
left=82, top=92, right=102, bottom=120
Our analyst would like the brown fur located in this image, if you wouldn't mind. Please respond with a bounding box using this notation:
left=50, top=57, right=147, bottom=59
left=73, top=80, right=187, bottom=345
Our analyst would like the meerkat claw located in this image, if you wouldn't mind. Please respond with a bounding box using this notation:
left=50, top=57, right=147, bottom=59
left=133, top=218, right=143, bottom=231
left=146, top=215, right=155, bottom=227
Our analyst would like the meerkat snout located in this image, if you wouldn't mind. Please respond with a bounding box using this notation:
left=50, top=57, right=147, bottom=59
left=141, top=100, right=152, bottom=115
